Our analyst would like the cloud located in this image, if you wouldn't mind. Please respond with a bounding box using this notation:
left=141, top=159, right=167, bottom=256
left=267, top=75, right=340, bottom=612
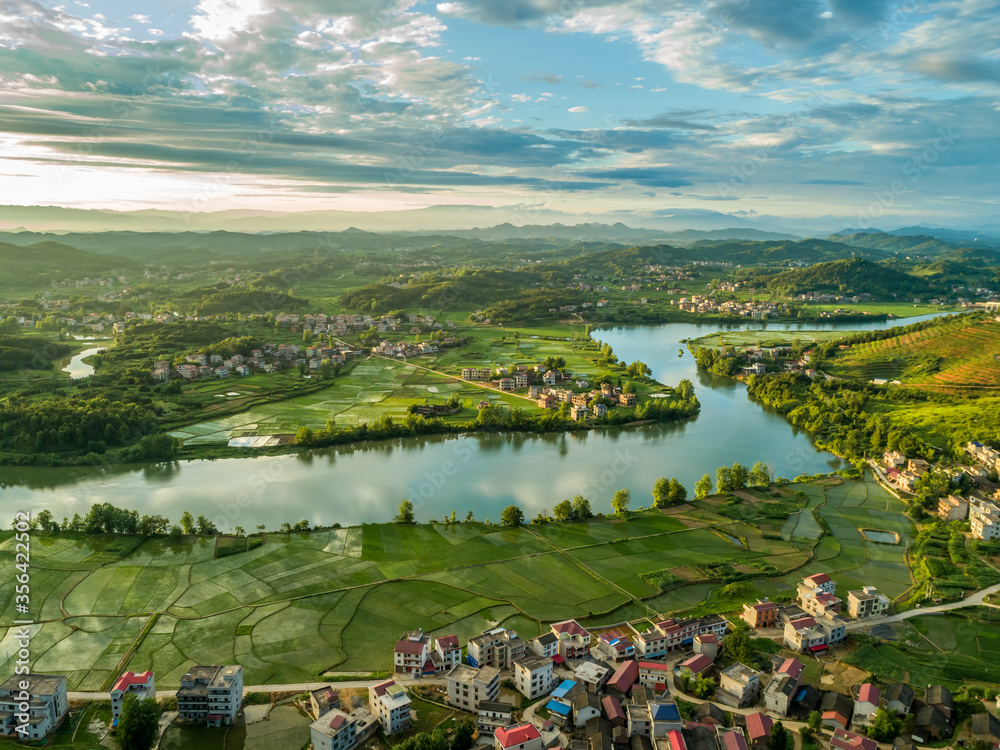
left=568, top=105, right=588, bottom=113
left=524, top=73, right=563, bottom=85
left=623, top=112, right=716, bottom=131
left=577, top=166, right=693, bottom=187
left=801, top=179, right=865, bottom=185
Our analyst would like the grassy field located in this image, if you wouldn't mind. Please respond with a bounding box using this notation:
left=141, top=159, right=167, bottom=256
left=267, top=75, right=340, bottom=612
left=0, top=475, right=924, bottom=691
left=845, top=608, right=1000, bottom=690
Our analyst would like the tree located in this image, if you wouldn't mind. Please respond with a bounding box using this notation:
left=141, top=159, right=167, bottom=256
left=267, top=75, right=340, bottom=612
left=117, top=693, right=161, bottom=750
left=695, top=474, right=713, bottom=499
left=768, top=722, right=790, bottom=750
left=807, top=711, right=822, bottom=732
left=395, top=499, right=415, bottom=524
left=749, top=461, right=772, bottom=487
left=196, top=515, right=218, bottom=535
left=730, top=462, right=749, bottom=490
left=234, top=526, right=245, bottom=537
left=866, top=707, right=903, bottom=742
left=179, top=511, right=195, bottom=535
left=572, top=495, right=593, bottom=519
left=465, top=511, right=474, bottom=522
left=452, top=717, right=476, bottom=750
left=500, top=505, right=524, bottom=527
left=168, top=525, right=182, bottom=540
left=552, top=499, right=574, bottom=521
left=611, top=488, right=631, bottom=516
left=35, top=509, right=56, bottom=532
left=716, top=465, right=732, bottom=493
left=667, top=478, right=688, bottom=504
left=652, top=477, right=671, bottom=508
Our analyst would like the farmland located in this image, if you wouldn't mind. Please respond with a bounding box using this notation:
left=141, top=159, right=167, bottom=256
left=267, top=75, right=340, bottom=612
left=824, top=314, right=1000, bottom=388
left=0, top=475, right=920, bottom=690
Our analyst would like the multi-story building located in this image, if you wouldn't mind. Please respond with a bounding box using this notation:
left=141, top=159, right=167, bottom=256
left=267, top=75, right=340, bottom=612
left=0, top=674, right=68, bottom=741
left=854, top=684, right=880, bottom=727
left=762, top=658, right=804, bottom=716
left=717, top=663, right=761, bottom=708
left=847, top=587, right=890, bottom=620
left=176, top=665, right=243, bottom=726
left=512, top=656, right=554, bottom=700
left=393, top=630, right=461, bottom=674
left=529, top=633, right=559, bottom=659
left=309, top=707, right=378, bottom=750
left=783, top=614, right=847, bottom=652
left=477, top=701, right=514, bottom=737
left=636, top=615, right=728, bottom=658
left=369, top=680, right=411, bottom=735
left=970, top=498, right=1000, bottom=540
left=573, top=662, right=611, bottom=694
left=797, top=574, right=842, bottom=617
left=446, top=665, right=500, bottom=712
left=637, top=661, right=673, bottom=691
left=596, top=631, right=634, bottom=661
left=938, top=494, right=969, bottom=521
left=110, top=671, right=156, bottom=723
left=468, top=628, right=525, bottom=669
left=742, top=600, right=779, bottom=629
left=550, top=620, right=591, bottom=660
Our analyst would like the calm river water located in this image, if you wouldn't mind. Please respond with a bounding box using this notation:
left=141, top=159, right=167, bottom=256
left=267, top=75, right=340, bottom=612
left=0, top=313, right=949, bottom=529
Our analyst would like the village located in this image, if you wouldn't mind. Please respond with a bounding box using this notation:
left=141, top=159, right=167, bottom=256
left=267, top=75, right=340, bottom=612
left=7, top=568, right=998, bottom=750
left=876, top=442, right=1000, bottom=542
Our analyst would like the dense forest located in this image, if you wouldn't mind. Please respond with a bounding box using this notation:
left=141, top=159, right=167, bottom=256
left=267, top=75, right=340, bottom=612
left=0, top=334, right=70, bottom=371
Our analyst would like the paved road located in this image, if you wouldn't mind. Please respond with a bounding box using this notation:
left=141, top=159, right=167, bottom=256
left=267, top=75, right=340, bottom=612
left=845, top=582, right=1000, bottom=631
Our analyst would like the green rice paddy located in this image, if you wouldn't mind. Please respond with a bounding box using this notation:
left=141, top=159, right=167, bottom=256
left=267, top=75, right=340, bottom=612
left=0, top=476, right=919, bottom=690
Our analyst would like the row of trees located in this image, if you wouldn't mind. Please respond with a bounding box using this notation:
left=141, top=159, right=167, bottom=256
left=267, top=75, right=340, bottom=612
left=691, top=461, right=774, bottom=498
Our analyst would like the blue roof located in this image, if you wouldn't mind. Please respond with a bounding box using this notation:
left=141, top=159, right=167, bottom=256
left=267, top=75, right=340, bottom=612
left=551, top=679, right=577, bottom=699
left=651, top=704, right=681, bottom=721
left=546, top=700, right=571, bottom=716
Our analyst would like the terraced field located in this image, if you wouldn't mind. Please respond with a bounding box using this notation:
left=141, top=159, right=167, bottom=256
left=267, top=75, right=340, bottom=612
left=826, top=315, right=1000, bottom=388
left=0, top=476, right=913, bottom=690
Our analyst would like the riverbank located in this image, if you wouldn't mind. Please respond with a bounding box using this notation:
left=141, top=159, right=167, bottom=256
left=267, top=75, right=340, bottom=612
left=0, top=475, right=916, bottom=692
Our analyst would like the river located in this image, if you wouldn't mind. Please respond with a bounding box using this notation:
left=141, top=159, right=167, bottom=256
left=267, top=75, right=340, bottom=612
left=1, top=313, right=950, bottom=529
left=61, top=345, right=101, bottom=379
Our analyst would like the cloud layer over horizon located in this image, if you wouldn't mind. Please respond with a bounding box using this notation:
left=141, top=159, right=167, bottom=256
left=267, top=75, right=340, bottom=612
left=0, top=0, right=997, bottom=228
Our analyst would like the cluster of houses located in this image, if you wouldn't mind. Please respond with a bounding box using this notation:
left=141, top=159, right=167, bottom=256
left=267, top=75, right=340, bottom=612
left=673, top=296, right=782, bottom=320
left=310, top=678, right=413, bottom=750
left=366, top=596, right=1000, bottom=750
left=882, top=442, right=1000, bottom=541
left=0, top=665, right=242, bottom=741
left=153, top=342, right=365, bottom=381
left=742, top=574, right=889, bottom=656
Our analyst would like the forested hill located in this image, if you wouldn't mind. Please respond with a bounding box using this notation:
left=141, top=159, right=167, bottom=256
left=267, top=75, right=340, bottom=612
left=759, top=258, right=937, bottom=297
left=0, top=240, right=137, bottom=283
left=829, top=231, right=1000, bottom=262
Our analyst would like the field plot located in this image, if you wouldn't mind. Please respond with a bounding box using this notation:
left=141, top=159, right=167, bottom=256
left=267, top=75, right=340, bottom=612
left=0, top=476, right=919, bottom=689
left=826, top=315, right=1000, bottom=388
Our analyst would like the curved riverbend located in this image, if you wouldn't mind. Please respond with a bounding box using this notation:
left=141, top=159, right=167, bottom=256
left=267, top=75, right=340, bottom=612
left=1, top=313, right=952, bottom=529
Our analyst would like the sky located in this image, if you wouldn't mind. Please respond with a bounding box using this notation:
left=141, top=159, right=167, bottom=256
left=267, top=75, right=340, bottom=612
left=0, top=0, right=998, bottom=229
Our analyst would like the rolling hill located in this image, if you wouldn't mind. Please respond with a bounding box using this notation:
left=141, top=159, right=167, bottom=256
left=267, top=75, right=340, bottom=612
left=760, top=258, right=936, bottom=298
left=0, top=241, right=138, bottom=285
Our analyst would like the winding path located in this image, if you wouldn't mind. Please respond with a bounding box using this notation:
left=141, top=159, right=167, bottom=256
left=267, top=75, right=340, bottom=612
left=845, top=582, right=1000, bottom=631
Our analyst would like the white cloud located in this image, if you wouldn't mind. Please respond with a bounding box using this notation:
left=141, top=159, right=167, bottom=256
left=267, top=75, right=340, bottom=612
left=511, top=93, right=532, bottom=102
left=568, top=105, right=588, bottom=112
left=437, top=2, right=463, bottom=13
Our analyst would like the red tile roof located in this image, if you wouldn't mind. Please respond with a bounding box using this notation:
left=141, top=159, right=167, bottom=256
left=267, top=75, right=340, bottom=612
left=696, top=634, right=718, bottom=643
left=552, top=620, right=588, bottom=638
left=790, top=616, right=817, bottom=630
left=330, top=714, right=347, bottom=729
left=607, top=660, right=639, bottom=692
left=112, top=671, right=153, bottom=693
left=437, top=635, right=459, bottom=650
left=638, top=661, right=671, bottom=671
left=722, top=731, right=749, bottom=750
left=668, top=729, right=687, bottom=750
left=395, top=640, right=426, bottom=655
left=858, top=684, right=879, bottom=705
left=745, top=712, right=774, bottom=740
left=805, top=573, right=831, bottom=585
left=777, top=658, right=804, bottom=680
left=831, top=728, right=877, bottom=750
left=372, top=679, right=395, bottom=697
left=495, top=724, right=542, bottom=748
left=680, top=654, right=713, bottom=674
left=602, top=695, right=625, bottom=722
